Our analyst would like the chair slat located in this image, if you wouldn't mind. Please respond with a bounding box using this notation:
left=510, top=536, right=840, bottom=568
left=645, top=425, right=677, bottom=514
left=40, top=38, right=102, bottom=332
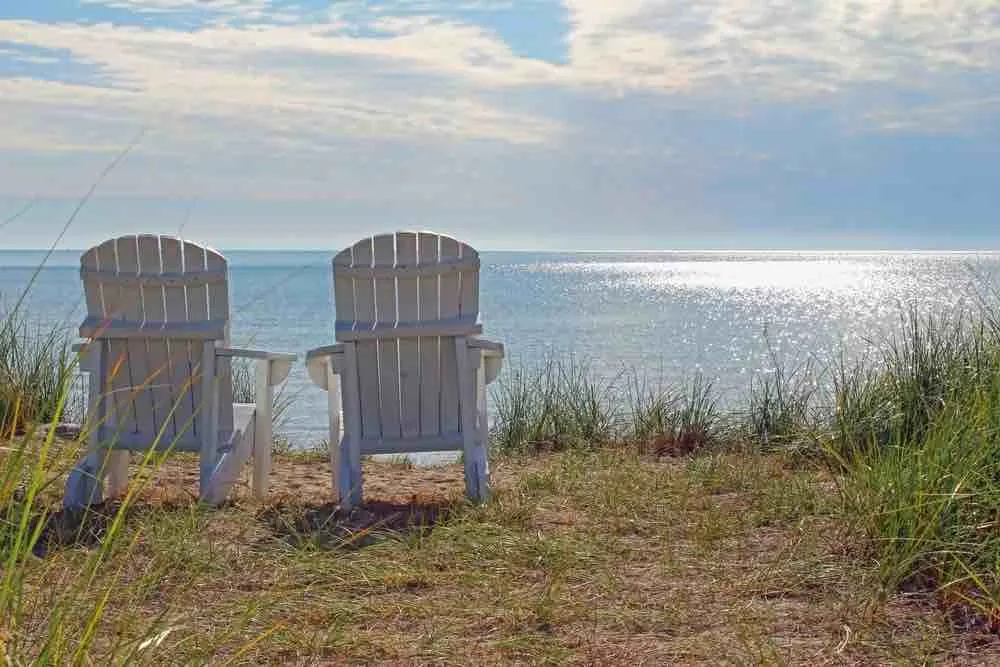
left=204, top=247, right=232, bottom=432
left=396, top=232, right=421, bottom=439
left=181, top=241, right=208, bottom=438
left=335, top=258, right=477, bottom=279
left=373, top=235, right=401, bottom=439
left=117, top=236, right=155, bottom=435
left=80, top=248, right=103, bottom=321
left=351, top=238, right=382, bottom=440
left=161, top=238, right=188, bottom=323
left=159, top=237, right=187, bottom=439
left=183, top=241, right=208, bottom=321
left=439, top=337, right=461, bottom=435
left=138, top=235, right=169, bottom=438
left=333, top=249, right=355, bottom=327
left=417, top=234, right=441, bottom=436
left=438, top=237, right=462, bottom=435
left=166, top=339, right=196, bottom=440
left=95, top=241, right=131, bottom=435
left=79, top=269, right=226, bottom=286
left=459, top=245, right=479, bottom=319
left=106, top=340, right=135, bottom=437
left=95, top=240, right=120, bottom=320
left=205, top=246, right=229, bottom=322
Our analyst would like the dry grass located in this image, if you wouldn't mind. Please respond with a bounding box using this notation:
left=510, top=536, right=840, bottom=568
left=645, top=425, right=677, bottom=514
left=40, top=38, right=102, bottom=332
left=14, top=446, right=1000, bottom=665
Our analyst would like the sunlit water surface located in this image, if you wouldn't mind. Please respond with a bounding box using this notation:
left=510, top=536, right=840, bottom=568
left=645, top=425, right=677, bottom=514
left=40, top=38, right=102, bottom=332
left=2, top=250, right=998, bottom=450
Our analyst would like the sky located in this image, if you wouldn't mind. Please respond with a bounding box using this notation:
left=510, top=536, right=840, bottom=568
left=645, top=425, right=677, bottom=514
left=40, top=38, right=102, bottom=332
left=0, top=0, right=998, bottom=251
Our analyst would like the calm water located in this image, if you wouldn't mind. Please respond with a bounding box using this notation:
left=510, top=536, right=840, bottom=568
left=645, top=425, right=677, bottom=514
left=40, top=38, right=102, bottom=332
left=2, top=249, right=999, bottom=449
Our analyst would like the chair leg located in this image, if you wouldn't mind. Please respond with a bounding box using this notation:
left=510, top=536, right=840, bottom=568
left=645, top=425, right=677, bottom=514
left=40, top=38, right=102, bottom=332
left=339, top=437, right=362, bottom=510
left=463, top=443, right=489, bottom=503
left=252, top=360, right=274, bottom=499
left=105, top=450, right=130, bottom=498
left=459, top=340, right=489, bottom=503
left=474, top=361, right=492, bottom=502
left=64, top=451, right=106, bottom=510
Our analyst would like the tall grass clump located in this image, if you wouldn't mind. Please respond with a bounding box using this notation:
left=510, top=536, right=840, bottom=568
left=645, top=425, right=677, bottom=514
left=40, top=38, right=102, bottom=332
left=491, top=358, right=724, bottom=455
left=0, top=394, right=202, bottom=662
left=830, top=354, right=895, bottom=455
left=626, top=372, right=720, bottom=454
left=741, top=347, right=821, bottom=453
left=837, top=370, right=1000, bottom=622
left=490, top=358, right=620, bottom=453
left=0, top=308, right=73, bottom=434
left=833, top=307, right=1000, bottom=624
left=0, top=314, right=183, bottom=661
left=830, top=309, right=996, bottom=458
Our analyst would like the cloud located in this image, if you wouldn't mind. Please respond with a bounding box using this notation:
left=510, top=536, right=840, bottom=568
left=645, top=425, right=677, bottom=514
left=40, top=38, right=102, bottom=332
left=79, top=0, right=271, bottom=15
left=0, top=16, right=564, bottom=157
left=6, top=1, right=992, bottom=135
left=0, top=0, right=997, bottom=208
left=562, top=0, right=1000, bottom=97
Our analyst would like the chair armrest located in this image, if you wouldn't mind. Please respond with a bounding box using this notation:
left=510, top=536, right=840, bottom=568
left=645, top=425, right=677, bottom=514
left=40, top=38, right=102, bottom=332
left=216, top=347, right=296, bottom=386
left=305, top=344, right=346, bottom=390
left=72, top=341, right=100, bottom=373
left=468, top=337, right=504, bottom=357
left=469, top=337, right=504, bottom=384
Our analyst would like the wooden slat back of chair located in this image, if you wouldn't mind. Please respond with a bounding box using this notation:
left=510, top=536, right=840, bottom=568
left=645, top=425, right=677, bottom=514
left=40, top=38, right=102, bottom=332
left=333, top=232, right=482, bottom=446
left=79, top=235, right=233, bottom=450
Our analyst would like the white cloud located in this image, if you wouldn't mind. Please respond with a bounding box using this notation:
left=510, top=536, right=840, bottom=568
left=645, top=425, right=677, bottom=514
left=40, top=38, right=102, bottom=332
left=79, top=0, right=271, bottom=15
left=0, top=18, right=563, bottom=156
left=0, top=0, right=997, bottom=207
left=562, top=0, right=1000, bottom=97
left=3, top=0, right=998, bottom=155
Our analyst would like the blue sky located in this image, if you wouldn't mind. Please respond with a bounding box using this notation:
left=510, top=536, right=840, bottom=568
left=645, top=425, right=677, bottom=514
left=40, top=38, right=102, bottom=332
left=0, top=0, right=998, bottom=250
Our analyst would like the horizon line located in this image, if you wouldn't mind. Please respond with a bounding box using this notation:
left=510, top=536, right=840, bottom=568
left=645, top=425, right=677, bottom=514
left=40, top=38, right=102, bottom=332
left=4, top=247, right=1000, bottom=255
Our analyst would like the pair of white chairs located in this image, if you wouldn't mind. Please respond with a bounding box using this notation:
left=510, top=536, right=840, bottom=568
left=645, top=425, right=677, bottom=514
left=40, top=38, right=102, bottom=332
left=64, top=232, right=504, bottom=511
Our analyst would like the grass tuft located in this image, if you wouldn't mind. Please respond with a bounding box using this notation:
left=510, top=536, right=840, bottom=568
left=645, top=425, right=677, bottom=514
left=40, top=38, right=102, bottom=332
left=490, top=358, right=619, bottom=453
left=0, top=308, right=73, bottom=435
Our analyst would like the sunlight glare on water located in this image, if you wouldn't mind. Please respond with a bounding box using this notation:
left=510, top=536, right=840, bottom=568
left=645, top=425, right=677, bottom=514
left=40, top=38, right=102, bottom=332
left=2, top=250, right=999, bottom=449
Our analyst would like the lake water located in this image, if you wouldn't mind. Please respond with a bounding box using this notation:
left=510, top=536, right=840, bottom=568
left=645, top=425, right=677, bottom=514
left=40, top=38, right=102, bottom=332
left=2, top=249, right=999, bottom=449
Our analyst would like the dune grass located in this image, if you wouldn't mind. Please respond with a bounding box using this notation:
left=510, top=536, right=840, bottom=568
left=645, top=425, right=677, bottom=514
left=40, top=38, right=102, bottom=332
left=2, top=277, right=1000, bottom=661
left=828, top=312, right=1000, bottom=631
left=11, top=447, right=997, bottom=665
left=487, top=307, right=1000, bottom=638
left=0, top=308, right=73, bottom=435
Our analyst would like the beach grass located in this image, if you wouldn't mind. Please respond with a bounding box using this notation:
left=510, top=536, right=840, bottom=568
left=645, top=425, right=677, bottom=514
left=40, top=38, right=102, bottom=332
left=0, top=308, right=73, bottom=436
left=2, top=294, right=1000, bottom=661
left=8, top=445, right=997, bottom=664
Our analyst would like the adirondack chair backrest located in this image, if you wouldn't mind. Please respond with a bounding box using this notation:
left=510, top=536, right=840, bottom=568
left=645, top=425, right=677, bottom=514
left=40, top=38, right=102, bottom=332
left=79, top=235, right=234, bottom=449
left=333, top=231, right=482, bottom=444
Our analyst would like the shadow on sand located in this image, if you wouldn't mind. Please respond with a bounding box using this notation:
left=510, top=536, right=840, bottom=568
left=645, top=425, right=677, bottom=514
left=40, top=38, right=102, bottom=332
left=27, top=499, right=192, bottom=558
left=257, top=498, right=458, bottom=550
left=19, top=493, right=459, bottom=558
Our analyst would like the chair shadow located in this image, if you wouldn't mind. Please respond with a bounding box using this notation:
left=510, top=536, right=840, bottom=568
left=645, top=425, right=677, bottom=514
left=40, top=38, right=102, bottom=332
left=27, top=498, right=198, bottom=558
left=24, top=495, right=459, bottom=558
left=257, top=497, right=459, bottom=550
left=29, top=505, right=114, bottom=558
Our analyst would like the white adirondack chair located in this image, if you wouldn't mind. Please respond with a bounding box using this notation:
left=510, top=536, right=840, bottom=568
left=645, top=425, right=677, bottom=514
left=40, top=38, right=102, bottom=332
left=306, top=232, right=504, bottom=508
left=64, top=235, right=296, bottom=510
